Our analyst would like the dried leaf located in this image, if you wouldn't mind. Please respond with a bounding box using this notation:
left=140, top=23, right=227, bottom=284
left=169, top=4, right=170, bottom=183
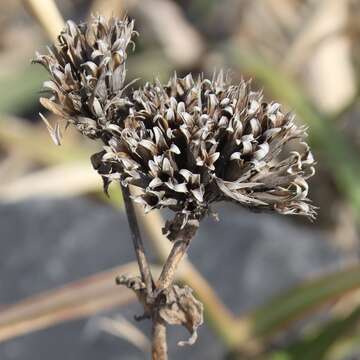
left=159, top=285, right=204, bottom=347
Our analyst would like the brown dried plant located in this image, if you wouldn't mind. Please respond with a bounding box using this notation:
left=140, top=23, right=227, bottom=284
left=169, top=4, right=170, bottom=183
left=34, top=16, right=315, bottom=360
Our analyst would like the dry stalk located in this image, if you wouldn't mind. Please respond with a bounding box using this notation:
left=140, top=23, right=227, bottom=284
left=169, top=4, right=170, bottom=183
left=22, top=0, right=64, bottom=42
left=121, top=185, right=172, bottom=359
left=135, top=0, right=204, bottom=68
left=130, top=186, right=251, bottom=348
left=121, top=184, right=154, bottom=298
left=157, top=239, right=190, bottom=291
left=151, top=316, right=168, bottom=360
left=120, top=187, right=200, bottom=359
left=90, top=0, right=124, bottom=18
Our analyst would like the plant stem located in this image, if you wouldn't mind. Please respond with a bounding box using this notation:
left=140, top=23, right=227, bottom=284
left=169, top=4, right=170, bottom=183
left=157, top=239, right=190, bottom=291
left=151, top=238, right=191, bottom=360
left=130, top=187, right=245, bottom=346
left=22, top=0, right=65, bottom=42
left=151, top=316, right=168, bottom=360
left=90, top=0, right=124, bottom=18
left=121, top=184, right=154, bottom=297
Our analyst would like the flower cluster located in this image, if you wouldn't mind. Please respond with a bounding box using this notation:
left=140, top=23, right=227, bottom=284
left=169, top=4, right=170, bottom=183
left=36, top=16, right=316, bottom=242
left=92, top=72, right=315, bottom=240
left=34, top=16, right=135, bottom=141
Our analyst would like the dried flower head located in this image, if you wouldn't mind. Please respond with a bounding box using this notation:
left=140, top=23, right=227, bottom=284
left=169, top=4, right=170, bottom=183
left=92, top=72, right=316, bottom=241
left=34, top=17, right=315, bottom=242
left=33, top=16, right=135, bottom=143
left=34, top=16, right=317, bottom=356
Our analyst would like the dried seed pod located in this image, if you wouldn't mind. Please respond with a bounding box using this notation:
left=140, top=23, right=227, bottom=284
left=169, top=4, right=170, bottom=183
left=34, top=16, right=136, bottom=142
left=93, top=72, right=316, bottom=241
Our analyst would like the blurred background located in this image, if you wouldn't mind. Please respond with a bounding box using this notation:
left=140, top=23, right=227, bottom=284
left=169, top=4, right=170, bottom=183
left=0, top=0, right=360, bottom=359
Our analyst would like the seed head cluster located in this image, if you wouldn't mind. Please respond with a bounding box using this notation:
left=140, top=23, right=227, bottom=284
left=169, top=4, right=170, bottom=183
left=35, top=16, right=316, bottom=241
left=33, top=16, right=135, bottom=141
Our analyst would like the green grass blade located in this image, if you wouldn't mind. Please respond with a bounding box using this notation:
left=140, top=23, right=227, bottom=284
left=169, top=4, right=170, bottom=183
left=246, top=266, right=360, bottom=338
left=0, top=65, right=46, bottom=115
left=271, top=305, right=360, bottom=360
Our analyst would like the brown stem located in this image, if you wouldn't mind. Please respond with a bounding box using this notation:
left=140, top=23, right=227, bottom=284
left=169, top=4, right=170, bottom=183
left=130, top=195, right=244, bottom=345
left=151, top=238, right=191, bottom=359
left=151, top=316, right=168, bottom=360
left=157, top=239, right=190, bottom=291
left=121, top=184, right=154, bottom=297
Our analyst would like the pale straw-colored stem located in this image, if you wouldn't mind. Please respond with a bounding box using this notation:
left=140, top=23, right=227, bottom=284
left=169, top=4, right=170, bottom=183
left=90, top=0, right=124, bottom=18
left=22, top=0, right=65, bottom=42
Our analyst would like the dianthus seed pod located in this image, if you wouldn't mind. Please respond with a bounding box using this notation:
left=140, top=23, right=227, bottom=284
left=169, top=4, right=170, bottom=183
left=33, top=16, right=135, bottom=142
left=92, top=72, right=316, bottom=241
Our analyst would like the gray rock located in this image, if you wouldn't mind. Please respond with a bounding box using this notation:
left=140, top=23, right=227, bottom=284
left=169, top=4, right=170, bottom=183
left=0, top=198, right=341, bottom=359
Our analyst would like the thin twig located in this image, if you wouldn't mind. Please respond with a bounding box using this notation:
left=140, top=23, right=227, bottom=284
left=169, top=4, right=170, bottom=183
left=130, top=186, right=245, bottom=346
left=121, top=185, right=180, bottom=360
left=150, top=238, right=191, bottom=360
left=152, top=225, right=196, bottom=358
left=121, top=184, right=154, bottom=298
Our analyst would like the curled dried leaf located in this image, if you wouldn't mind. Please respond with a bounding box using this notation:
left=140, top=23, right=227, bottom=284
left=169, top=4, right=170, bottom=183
left=158, top=285, right=203, bottom=347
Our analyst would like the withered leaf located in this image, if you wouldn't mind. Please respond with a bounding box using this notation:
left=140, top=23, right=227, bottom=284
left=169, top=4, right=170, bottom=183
left=158, top=285, right=203, bottom=347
